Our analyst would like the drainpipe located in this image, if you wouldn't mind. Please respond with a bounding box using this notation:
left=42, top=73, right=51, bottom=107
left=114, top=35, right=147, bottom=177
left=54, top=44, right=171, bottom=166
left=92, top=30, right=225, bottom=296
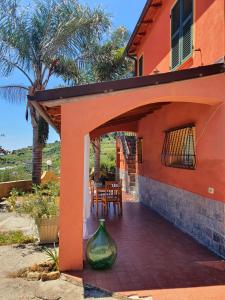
left=128, top=54, right=138, bottom=77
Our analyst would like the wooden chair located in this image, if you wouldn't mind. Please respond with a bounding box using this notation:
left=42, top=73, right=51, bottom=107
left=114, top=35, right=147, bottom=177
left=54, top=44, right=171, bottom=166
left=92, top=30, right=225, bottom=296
left=105, top=181, right=123, bottom=216
left=90, top=180, right=107, bottom=216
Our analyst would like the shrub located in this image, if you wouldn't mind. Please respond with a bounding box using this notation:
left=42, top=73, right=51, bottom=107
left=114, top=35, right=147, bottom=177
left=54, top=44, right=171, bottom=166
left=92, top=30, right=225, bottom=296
left=16, top=184, right=59, bottom=220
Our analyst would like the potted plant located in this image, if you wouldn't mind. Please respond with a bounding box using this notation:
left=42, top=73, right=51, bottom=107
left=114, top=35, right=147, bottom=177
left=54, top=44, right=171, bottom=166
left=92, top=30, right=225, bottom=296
left=17, top=185, right=59, bottom=244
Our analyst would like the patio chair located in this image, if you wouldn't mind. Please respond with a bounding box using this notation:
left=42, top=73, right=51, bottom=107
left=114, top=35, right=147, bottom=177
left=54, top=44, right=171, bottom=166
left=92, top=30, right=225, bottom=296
left=105, top=181, right=123, bottom=216
left=90, top=180, right=107, bottom=216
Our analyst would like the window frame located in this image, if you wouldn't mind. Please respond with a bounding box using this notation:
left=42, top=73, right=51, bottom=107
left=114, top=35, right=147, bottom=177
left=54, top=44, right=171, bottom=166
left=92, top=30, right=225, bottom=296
left=170, top=0, right=194, bottom=70
left=161, top=123, right=196, bottom=170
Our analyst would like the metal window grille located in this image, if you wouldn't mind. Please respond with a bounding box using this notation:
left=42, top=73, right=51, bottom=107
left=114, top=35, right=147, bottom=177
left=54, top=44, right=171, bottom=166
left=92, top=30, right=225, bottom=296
left=161, top=124, right=196, bottom=169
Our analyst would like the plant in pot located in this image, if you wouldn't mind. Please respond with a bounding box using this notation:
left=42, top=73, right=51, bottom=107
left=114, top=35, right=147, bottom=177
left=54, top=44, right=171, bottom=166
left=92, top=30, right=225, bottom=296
left=17, top=186, right=59, bottom=244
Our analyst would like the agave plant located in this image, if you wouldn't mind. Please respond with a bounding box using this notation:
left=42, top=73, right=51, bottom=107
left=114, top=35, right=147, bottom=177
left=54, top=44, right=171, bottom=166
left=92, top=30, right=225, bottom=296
left=43, top=243, right=59, bottom=271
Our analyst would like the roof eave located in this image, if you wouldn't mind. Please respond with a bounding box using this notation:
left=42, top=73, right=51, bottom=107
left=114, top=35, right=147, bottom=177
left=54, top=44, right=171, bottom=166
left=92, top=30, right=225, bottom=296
left=125, top=0, right=153, bottom=57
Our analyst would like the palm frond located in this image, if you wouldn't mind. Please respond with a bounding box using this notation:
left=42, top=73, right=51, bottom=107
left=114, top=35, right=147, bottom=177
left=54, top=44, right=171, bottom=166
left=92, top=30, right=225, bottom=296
left=38, top=1, right=111, bottom=60
left=0, top=85, right=28, bottom=103
left=49, top=57, right=81, bottom=85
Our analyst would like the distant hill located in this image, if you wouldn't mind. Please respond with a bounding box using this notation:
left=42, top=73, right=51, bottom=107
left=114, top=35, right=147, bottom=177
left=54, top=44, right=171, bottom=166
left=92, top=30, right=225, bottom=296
left=0, top=141, right=60, bottom=182
left=0, top=136, right=116, bottom=182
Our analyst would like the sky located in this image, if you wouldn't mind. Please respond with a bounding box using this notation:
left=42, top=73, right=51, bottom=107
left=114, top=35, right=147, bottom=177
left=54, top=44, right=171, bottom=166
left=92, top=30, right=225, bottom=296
left=0, top=0, right=146, bottom=150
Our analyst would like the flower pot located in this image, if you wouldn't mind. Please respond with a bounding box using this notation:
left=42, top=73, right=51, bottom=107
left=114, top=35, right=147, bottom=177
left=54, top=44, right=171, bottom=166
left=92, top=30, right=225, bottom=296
left=35, top=216, right=59, bottom=244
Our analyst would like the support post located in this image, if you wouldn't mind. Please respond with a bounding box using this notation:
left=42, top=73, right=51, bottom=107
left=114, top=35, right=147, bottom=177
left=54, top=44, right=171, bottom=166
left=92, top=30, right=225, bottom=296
left=83, top=134, right=91, bottom=240
left=59, top=128, right=84, bottom=271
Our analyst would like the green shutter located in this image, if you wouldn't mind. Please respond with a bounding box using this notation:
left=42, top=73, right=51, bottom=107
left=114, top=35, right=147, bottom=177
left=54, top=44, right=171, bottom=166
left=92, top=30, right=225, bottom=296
left=171, top=0, right=193, bottom=69
left=171, top=0, right=181, bottom=69
left=181, top=0, right=193, bottom=61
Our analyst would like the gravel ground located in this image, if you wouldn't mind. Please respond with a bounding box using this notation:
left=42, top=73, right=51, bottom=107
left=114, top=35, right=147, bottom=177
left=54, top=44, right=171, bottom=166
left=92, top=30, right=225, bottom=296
left=0, top=212, right=122, bottom=300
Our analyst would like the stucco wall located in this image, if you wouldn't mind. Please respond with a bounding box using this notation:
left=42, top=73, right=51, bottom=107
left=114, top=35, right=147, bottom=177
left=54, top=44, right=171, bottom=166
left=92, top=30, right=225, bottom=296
left=0, top=171, right=59, bottom=199
left=138, top=102, right=225, bottom=201
left=0, top=180, right=32, bottom=199
left=137, top=0, right=225, bottom=74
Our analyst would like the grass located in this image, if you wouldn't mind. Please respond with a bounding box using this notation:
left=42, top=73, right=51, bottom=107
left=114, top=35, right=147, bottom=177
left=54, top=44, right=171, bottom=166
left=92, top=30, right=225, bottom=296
left=0, top=231, right=36, bottom=246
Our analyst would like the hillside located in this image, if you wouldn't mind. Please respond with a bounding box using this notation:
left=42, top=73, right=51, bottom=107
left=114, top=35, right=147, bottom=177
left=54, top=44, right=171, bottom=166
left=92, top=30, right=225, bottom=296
left=0, top=136, right=116, bottom=182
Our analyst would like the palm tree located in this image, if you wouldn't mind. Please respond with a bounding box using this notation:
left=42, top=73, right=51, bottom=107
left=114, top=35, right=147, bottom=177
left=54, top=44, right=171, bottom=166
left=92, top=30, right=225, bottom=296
left=0, top=0, right=110, bottom=184
left=87, top=27, right=133, bottom=182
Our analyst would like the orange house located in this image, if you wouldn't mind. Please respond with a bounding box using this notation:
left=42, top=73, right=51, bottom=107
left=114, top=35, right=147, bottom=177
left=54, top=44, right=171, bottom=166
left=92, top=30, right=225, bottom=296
left=29, top=0, right=225, bottom=272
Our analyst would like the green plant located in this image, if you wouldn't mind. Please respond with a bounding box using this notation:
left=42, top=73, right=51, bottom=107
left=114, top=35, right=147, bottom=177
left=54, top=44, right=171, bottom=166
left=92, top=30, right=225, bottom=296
left=43, top=244, right=59, bottom=271
left=3, top=188, right=22, bottom=211
left=17, top=196, right=59, bottom=220
left=16, top=185, right=59, bottom=220
left=0, top=231, right=36, bottom=246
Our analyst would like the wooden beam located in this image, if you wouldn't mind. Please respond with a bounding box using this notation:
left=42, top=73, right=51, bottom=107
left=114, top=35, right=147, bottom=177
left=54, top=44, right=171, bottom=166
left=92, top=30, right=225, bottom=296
left=151, top=1, right=162, bottom=8
left=142, top=19, right=154, bottom=24
left=137, top=32, right=146, bottom=36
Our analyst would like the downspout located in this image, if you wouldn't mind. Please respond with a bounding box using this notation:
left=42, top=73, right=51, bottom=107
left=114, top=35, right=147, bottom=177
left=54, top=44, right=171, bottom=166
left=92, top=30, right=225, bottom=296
left=127, top=54, right=138, bottom=77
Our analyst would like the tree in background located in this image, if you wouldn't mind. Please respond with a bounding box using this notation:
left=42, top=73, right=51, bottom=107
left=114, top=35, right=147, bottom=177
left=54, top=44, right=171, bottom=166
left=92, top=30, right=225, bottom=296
left=0, top=0, right=110, bottom=184
left=86, top=27, right=133, bottom=182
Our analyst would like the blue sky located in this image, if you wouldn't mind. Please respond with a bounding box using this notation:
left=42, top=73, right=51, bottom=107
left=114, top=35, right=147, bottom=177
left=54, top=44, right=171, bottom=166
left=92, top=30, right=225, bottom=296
left=0, top=0, right=146, bottom=150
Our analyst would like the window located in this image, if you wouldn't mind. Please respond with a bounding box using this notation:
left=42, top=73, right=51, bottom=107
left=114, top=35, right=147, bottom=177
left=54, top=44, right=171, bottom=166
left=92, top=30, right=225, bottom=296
left=138, top=55, right=143, bottom=76
left=137, top=137, right=143, bottom=163
left=171, top=0, right=193, bottom=69
left=161, top=124, right=196, bottom=169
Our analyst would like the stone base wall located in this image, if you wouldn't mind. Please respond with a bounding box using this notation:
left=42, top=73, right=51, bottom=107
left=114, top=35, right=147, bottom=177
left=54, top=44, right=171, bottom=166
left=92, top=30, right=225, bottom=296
left=138, top=175, right=225, bottom=258
left=118, top=168, right=130, bottom=193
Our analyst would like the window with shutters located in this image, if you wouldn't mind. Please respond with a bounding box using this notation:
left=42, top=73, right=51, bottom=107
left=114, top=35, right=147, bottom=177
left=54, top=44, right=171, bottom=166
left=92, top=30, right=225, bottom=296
left=171, top=0, right=193, bottom=69
left=138, top=55, right=144, bottom=76
left=161, top=124, right=196, bottom=169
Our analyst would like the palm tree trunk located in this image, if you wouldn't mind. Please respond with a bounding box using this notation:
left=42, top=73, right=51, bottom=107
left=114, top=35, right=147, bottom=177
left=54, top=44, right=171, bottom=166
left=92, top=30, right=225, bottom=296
left=93, top=137, right=101, bottom=182
left=32, top=121, right=43, bottom=184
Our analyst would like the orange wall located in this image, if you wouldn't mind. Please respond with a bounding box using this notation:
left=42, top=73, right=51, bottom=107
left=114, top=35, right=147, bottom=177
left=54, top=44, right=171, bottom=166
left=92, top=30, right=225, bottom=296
left=138, top=102, right=225, bottom=200
left=137, top=0, right=225, bottom=74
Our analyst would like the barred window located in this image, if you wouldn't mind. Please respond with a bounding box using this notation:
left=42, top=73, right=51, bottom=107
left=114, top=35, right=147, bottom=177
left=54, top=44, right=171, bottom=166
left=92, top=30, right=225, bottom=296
left=161, top=124, right=196, bottom=169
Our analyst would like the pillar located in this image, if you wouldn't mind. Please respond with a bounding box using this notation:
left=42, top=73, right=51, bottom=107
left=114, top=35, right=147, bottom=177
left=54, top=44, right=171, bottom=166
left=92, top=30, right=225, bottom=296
left=59, top=126, right=85, bottom=271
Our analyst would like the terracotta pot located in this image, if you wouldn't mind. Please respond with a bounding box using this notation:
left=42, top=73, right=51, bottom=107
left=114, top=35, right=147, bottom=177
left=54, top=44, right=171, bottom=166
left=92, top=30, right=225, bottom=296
left=35, top=216, right=59, bottom=244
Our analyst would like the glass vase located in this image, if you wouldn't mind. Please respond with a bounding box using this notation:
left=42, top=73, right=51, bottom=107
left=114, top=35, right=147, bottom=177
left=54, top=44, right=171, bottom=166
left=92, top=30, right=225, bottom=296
left=86, top=219, right=117, bottom=270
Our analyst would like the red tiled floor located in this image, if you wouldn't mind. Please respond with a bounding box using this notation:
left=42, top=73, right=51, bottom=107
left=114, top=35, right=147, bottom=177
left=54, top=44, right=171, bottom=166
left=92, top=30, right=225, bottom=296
left=68, top=198, right=225, bottom=300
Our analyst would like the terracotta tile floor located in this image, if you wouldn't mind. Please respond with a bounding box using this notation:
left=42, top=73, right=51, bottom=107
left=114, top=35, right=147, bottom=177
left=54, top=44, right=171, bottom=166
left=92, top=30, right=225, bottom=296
left=69, top=198, right=225, bottom=300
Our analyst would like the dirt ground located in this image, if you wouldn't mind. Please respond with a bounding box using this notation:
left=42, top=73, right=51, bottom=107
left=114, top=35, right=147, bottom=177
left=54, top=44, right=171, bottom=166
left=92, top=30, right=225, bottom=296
left=0, top=212, right=123, bottom=300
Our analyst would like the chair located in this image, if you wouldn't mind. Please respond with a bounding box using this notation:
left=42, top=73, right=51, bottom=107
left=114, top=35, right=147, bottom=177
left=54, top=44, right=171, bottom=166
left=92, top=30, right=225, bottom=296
left=105, top=181, right=123, bottom=216
left=90, top=180, right=107, bottom=216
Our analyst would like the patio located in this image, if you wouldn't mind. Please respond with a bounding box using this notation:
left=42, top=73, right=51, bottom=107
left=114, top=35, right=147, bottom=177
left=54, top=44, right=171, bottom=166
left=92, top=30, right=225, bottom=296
left=69, top=196, right=225, bottom=300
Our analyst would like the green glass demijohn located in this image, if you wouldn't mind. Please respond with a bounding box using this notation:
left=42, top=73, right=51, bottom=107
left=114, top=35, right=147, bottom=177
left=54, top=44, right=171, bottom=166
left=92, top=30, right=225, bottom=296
left=86, top=219, right=117, bottom=270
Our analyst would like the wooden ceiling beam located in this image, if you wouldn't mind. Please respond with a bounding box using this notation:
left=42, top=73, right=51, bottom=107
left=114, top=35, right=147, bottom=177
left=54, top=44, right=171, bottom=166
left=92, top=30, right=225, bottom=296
left=142, top=19, right=154, bottom=24
left=137, top=32, right=146, bottom=36
left=151, top=1, right=162, bottom=8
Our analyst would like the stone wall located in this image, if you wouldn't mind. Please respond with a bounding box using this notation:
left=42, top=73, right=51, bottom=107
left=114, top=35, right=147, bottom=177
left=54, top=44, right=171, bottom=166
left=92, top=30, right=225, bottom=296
left=119, top=168, right=130, bottom=193
left=0, top=180, right=32, bottom=199
left=0, top=171, right=59, bottom=199
left=138, top=175, right=225, bottom=258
